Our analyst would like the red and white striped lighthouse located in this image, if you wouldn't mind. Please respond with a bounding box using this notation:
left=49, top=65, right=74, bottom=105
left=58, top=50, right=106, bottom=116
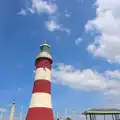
left=26, top=42, right=54, bottom=120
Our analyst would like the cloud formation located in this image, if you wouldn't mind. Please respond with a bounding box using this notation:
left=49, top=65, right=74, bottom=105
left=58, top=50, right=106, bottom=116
left=75, top=37, right=83, bottom=45
left=86, top=0, right=120, bottom=64
left=45, top=20, right=71, bottom=35
left=18, top=9, right=27, bottom=16
left=52, top=63, right=120, bottom=96
left=18, top=0, right=57, bottom=15
left=45, top=20, right=60, bottom=32
left=18, top=0, right=70, bottom=34
left=31, top=0, right=57, bottom=14
left=64, top=9, right=71, bottom=18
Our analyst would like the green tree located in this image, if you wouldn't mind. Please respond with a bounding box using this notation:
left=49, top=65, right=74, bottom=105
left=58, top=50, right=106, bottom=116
left=65, top=117, right=72, bottom=120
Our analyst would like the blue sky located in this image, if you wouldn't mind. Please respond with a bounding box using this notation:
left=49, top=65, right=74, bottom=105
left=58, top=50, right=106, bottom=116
left=0, top=0, right=120, bottom=119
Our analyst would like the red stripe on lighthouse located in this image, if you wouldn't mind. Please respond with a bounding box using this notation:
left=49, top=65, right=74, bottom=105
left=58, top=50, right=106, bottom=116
left=32, top=80, right=51, bottom=94
left=26, top=108, right=54, bottom=120
left=35, top=58, right=52, bottom=69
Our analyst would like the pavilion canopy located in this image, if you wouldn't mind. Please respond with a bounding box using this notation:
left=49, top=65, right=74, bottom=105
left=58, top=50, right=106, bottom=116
left=82, top=108, right=120, bottom=115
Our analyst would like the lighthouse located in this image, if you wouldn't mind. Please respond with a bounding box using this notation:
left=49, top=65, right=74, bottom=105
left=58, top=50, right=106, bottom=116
left=26, top=42, right=54, bottom=120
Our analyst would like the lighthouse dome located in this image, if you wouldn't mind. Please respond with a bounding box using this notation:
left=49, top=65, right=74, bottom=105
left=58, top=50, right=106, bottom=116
left=36, top=42, right=52, bottom=60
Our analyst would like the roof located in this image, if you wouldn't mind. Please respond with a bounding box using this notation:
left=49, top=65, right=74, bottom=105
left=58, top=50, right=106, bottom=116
left=36, top=42, right=52, bottom=60
left=82, top=108, right=120, bottom=115
left=40, top=41, right=50, bottom=48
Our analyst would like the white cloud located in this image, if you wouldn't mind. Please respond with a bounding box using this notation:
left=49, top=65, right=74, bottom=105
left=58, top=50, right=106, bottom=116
left=65, top=13, right=71, bottom=18
left=18, top=0, right=57, bottom=15
left=85, top=0, right=120, bottom=64
left=17, top=87, right=24, bottom=91
left=18, top=9, right=27, bottom=16
left=75, top=37, right=83, bottom=45
left=105, top=70, right=120, bottom=80
left=28, top=8, right=35, bottom=14
left=31, top=0, right=57, bottom=14
left=45, top=20, right=60, bottom=32
left=45, top=20, right=71, bottom=35
left=18, top=0, right=70, bottom=35
left=64, top=9, right=71, bottom=18
left=52, top=63, right=120, bottom=96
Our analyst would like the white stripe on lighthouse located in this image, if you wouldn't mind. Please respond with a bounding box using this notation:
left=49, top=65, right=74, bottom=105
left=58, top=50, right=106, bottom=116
left=29, top=93, right=52, bottom=108
left=35, top=68, right=51, bottom=81
left=39, top=51, right=52, bottom=59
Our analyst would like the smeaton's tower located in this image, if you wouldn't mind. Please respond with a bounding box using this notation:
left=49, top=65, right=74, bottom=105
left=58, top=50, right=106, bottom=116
left=26, top=42, right=54, bottom=120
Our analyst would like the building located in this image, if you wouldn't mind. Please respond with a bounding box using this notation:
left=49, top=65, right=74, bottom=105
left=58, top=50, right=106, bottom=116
left=82, top=108, right=120, bottom=120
